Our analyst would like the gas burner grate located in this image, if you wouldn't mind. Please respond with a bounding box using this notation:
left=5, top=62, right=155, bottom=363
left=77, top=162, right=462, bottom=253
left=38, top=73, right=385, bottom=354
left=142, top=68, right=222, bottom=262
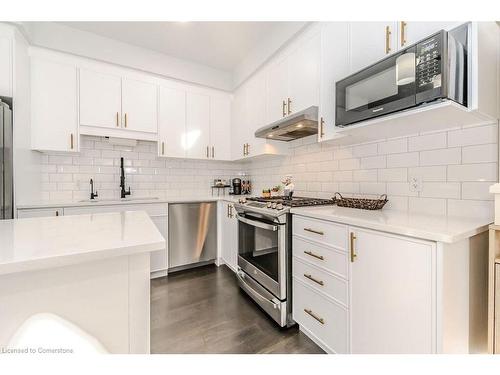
left=246, top=196, right=335, bottom=208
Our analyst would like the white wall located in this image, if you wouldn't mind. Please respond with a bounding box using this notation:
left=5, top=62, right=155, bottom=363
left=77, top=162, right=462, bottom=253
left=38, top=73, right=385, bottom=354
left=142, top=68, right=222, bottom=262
left=17, top=22, right=233, bottom=91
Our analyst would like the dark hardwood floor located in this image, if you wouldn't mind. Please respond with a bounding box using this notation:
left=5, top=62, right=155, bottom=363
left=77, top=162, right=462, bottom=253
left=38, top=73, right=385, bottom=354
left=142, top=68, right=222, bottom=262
left=151, top=264, right=324, bottom=354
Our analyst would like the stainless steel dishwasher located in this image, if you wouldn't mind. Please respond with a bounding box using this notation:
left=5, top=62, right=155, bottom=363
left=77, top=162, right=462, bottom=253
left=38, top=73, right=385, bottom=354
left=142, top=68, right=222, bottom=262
left=168, top=202, right=217, bottom=271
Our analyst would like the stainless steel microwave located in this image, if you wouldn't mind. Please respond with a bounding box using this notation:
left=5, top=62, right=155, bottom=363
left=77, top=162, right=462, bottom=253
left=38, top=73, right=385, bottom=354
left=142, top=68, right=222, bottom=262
left=335, top=23, right=470, bottom=127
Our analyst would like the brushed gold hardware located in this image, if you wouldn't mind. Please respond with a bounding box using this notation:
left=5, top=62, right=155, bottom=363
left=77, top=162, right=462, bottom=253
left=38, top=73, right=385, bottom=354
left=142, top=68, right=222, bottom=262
left=227, top=204, right=230, bottom=218
left=400, top=21, right=407, bottom=47
left=206, top=146, right=209, bottom=158
left=55, top=210, right=59, bottom=217
left=385, top=25, right=392, bottom=54
left=282, top=100, right=286, bottom=117
left=350, top=232, right=357, bottom=262
left=304, top=308, right=324, bottom=324
left=229, top=205, right=233, bottom=218
left=124, top=113, right=128, bottom=128
left=212, top=146, right=215, bottom=158
left=246, top=143, right=250, bottom=155
left=162, top=142, right=165, bottom=155
left=320, top=117, right=325, bottom=138
left=116, top=112, right=119, bottom=127
left=304, top=273, right=324, bottom=286
left=304, top=250, right=324, bottom=260
left=243, top=143, right=247, bottom=156
left=70, top=133, right=74, bottom=150
left=304, top=227, right=324, bottom=236
left=287, top=97, right=292, bottom=114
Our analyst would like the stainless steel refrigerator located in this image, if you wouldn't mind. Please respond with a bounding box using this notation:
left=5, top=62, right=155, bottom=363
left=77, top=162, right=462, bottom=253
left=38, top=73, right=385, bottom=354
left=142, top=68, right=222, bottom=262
left=0, top=97, right=13, bottom=219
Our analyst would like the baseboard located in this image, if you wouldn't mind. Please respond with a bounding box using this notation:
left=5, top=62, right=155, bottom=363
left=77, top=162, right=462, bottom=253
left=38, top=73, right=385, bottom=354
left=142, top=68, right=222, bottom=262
left=299, top=325, right=335, bottom=354
left=150, top=269, right=168, bottom=279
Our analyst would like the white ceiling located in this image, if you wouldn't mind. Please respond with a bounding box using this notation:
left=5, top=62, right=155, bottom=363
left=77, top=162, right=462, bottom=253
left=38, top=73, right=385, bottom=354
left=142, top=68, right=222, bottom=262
left=57, top=22, right=306, bottom=71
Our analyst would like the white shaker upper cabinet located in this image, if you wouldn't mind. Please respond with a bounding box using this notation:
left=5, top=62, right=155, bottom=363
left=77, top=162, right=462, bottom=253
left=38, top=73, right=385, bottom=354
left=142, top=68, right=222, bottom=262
left=121, top=77, right=158, bottom=133
left=230, top=86, right=248, bottom=159
left=245, top=71, right=267, bottom=157
left=319, top=22, right=350, bottom=141
left=266, top=56, right=288, bottom=124
left=31, top=58, right=78, bottom=152
left=399, top=21, right=462, bottom=48
left=349, top=22, right=398, bottom=73
left=209, top=95, right=231, bottom=160
left=350, top=227, right=434, bottom=354
left=287, top=33, right=320, bottom=115
left=0, top=36, right=12, bottom=97
left=79, top=68, right=122, bottom=129
left=158, top=86, right=186, bottom=158
left=185, top=92, right=210, bottom=159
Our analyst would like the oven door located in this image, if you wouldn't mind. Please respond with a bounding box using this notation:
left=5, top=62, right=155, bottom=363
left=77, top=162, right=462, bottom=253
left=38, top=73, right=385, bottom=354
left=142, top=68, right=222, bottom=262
left=236, top=213, right=287, bottom=300
left=336, top=46, right=417, bottom=126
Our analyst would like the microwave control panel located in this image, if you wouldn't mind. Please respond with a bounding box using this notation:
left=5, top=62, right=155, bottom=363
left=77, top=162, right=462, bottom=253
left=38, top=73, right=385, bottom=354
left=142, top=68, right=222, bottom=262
left=416, top=33, right=443, bottom=90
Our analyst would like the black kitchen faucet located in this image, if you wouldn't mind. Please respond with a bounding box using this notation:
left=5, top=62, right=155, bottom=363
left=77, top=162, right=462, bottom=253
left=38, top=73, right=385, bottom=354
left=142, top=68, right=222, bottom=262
left=120, top=157, right=131, bottom=199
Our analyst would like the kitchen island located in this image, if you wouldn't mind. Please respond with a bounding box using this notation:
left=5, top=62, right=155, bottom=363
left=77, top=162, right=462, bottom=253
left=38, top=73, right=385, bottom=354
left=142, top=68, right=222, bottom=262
left=0, top=211, right=165, bottom=353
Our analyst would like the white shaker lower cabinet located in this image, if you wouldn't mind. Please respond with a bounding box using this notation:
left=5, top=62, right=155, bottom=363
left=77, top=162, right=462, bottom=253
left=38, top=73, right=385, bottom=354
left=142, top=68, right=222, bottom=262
left=17, top=207, right=63, bottom=218
left=219, top=201, right=238, bottom=271
left=292, top=214, right=488, bottom=354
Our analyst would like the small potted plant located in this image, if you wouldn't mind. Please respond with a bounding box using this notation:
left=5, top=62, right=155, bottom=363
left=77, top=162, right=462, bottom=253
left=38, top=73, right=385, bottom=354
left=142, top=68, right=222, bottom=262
left=262, top=189, right=271, bottom=198
left=271, top=185, right=281, bottom=197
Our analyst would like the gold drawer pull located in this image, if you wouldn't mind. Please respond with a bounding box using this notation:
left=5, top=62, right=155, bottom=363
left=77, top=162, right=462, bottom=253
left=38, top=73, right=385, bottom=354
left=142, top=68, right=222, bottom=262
left=124, top=113, right=128, bottom=128
left=287, top=97, right=292, bottom=114
left=304, top=273, right=324, bottom=286
left=70, top=133, right=74, bottom=149
left=162, top=141, right=165, bottom=155
left=304, top=227, right=324, bottom=235
left=350, top=232, right=357, bottom=263
left=385, top=25, right=392, bottom=54
left=303, top=250, right=324, bottom=260
left=116, top=112, right=119, bottom=127
left=304, top=308, right=325, bottom=324
left=282, top=100, right=286, bottom=117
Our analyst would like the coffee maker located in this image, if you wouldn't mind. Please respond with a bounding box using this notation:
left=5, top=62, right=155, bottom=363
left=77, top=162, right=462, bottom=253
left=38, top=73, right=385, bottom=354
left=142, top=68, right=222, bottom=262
left=232, top=178, right=242, bottom=195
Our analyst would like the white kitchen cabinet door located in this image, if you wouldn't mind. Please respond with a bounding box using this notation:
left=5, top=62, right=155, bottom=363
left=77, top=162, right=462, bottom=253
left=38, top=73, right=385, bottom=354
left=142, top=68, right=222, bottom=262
left=79, top=68, right=122, bottom=129
left=350, top=227, right=434, bottom=353
left=266, top=56, right=288, bottom=124
left=31, top=58, right=78, bottom=152
left=288, top=33, right=320, bottom=115
left=158, top=86, right=186, bottom=158
left=399, top=21, right=462, bottom=48
left=121, top=77, right=158, bottom=133
left=245, top=71, right=267, bottom=157
left=0, top=36, right=12, bottom=97
left=319, top=22, right=350, bottom=141
left=17, top=208, right=63, bottom=218
left=230, top=87, right=248, bottom=159
left=349, top=22, right=398, bottom=73
left=221, top=201, right=238, bottom=272
left=150, top=215, right=168, bottom=273
left=209, top=95, right=231, bottom=160
left=185, top=92, right=210, bottom=159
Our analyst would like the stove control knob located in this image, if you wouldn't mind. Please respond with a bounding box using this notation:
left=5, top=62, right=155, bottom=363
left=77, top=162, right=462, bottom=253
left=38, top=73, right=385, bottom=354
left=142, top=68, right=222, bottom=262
left=239, top=198, right=247, bottom=204
left=266, top=202, right=272, bottom=208
left=271, top=203, right=277, bottom=209
left=276, top=203, right=284, bottom=210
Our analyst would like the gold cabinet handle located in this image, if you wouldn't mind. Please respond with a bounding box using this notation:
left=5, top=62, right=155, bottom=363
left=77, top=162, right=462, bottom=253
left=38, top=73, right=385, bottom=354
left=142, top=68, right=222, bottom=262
left=385, top=25, right=392, bottom=54
left=400, top=21, right=407, bottom=47
left=304, top=227, right=324, bottom=236
left=320, top=117, right=325, bottom=138
left=162, top=141, right=165, bottom=155
left=206, top=146, right=209, bottom=158
left=303, top=250, right=324, bottom=260
left=116, top=112, right=119, bottom=127
left=246, top=143, right=250, bottom=155
left=212, top=146, right=215, bottom=158
left=304, top=273, right=324, bottom=286
left=227, top=204, right=230, bottom=218
left=304, top=309, right=325, bottom=324
left=282, top=100, right=286, bottom=117
left=124, top=113, right=128, bottom=128
left=229, top=205, right=233, bottom=218
left=287, top=97, right=292, bottom=114
left=55, top=210, right=59, bottom=217
left=243, top=143, right=246, bottom=156
left=70, top=133, right=74, bottom=150
left=350, top=232, right=357, bottom=262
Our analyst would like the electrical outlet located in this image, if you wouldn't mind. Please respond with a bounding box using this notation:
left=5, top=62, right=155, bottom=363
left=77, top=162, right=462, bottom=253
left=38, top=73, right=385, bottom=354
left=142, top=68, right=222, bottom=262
left=409, top=176, right=422, bottom=192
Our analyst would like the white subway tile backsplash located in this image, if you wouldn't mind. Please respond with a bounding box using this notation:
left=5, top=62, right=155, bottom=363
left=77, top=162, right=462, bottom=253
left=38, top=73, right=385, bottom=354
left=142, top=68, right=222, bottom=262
left=462, top=144, right=498, bottom=164
left=408, top=133, right=447, bottom=151
left=378, top=168, right=407, bottom=182
left=352, top=143, right=378, bottom=157
left=448, top=124, right=498, bottom=147
left=461, top=182, right=494, bottom=200
left=447, top=199, right=494, bottom=219
left=407, top=166, right=446, bottom=182
left=420, top=148, right=461, bottom=166
left=359, top=155, right=386, bottom=169
left=359, top=182, right=386, bottom=195
left=353, top=169, right=378, bottom=182
left=387, top=182, right=418, bottom=197
left=386, top=152, right=419, bottom=168
left=409, top=197, right=447, bottom=216
left=420, top=182, right=461, bottom=199
left=339, top=158, right=360, bottom=170
left=378, top=139, right=407, bottom=155
left=447, top=163, right=498, bottom=182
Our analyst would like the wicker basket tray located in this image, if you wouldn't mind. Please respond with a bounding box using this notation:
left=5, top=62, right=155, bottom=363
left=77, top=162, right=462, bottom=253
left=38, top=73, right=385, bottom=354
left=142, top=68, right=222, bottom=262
left=333, top=192, right=388, bottom=210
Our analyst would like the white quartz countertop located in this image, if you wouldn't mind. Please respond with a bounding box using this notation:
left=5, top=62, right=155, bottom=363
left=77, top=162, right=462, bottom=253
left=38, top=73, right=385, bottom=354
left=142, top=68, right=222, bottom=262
left=16, top=195, right=243, bottom=210
left=290, top=206, right=491, bottom=243
left=0, top=211, right=166, bottom=276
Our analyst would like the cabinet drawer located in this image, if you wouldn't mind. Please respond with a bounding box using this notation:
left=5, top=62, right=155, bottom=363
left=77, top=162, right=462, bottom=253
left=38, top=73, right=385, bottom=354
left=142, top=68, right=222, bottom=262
left=293, top=257, right=348, bottom=307
left=64, top=203, right=168, bottom=216
left=293, top=215, right=347, bottom=250
left=17, top=208, right=63, bottom=218
left=293, top=278, right=349, bottom=354
left=293, top=236, right=348, bottom=279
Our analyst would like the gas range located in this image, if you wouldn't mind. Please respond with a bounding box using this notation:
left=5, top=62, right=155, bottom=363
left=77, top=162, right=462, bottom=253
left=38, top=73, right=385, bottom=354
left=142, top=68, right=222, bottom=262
left=235, top=196, right=335, bottom=217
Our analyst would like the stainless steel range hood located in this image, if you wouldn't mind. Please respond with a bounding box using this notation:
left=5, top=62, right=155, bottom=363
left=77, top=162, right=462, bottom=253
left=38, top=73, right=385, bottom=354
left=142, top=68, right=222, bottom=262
left=254, top=106, right=318, bottom=142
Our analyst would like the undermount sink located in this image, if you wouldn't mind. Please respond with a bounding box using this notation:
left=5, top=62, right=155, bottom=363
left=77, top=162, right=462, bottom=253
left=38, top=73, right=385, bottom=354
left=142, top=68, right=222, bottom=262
left=78, top=197, right=159, bottom=203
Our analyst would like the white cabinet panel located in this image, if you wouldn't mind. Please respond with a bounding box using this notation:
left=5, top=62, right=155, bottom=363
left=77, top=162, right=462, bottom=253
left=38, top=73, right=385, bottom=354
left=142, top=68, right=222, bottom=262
left=349, top=22, right=397, bottom=73
left=17, top=208, right=63, bottom=218
left=158, top=86, right=186, bottom=158
left=245, top=72, right=267, bottom=158
left=31, top=58, right=78, bottom=152
left=220, top=201, right=237, bottom=271
left=288, top=33, right=320, bottom=115
left=319, top=22, right=350, bottom=141
left=0, top=36, right=12, bottom=97
left=79, top=68, right=122, bottom=129
left=122, top=77, right=158, bottom=133
left=400, top=21, right=462, bottom=48
left=209, top=95, right=231, bottom=160
left=150, top=215, right=168, bottom=273
left=266, top=56, right=288, bottom=124
left=350, top=227, right=434, bottom=353
left=231, top=87, right=247, bottom=159
left=186, top=92, right=210, bottom=159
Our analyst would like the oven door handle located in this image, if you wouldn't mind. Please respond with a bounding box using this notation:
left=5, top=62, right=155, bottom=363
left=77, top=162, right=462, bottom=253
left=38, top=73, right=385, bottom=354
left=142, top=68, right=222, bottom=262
left=236, top=214, right=278, bottom=231
left=237, top=271, right=279, bottom=309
